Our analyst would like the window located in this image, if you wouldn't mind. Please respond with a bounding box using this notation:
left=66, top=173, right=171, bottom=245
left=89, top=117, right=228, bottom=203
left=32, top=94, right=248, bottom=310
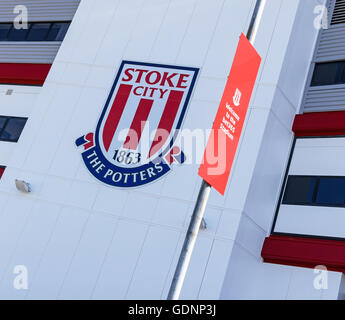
left=0, top=166, right=5, bottom=180
left=0, top=24, right=11, bottom=40
left=282, top=175, right=345, bottom=208
left=311, top=61, right=345, bottom=86
left=0, top=22, right=71, bottom=42
left=7, top=24, right=30, bottom=41
left=316, top=177, right=345, bottom=206
left=0, top=116, right=27, bottom=142
left=26, top=23, right=51, bottom=41
left=0, top=117, right=6, bottom=129
left=282, top=176, right=318, bottom=205
left=46, top=22, right=70, bottom=41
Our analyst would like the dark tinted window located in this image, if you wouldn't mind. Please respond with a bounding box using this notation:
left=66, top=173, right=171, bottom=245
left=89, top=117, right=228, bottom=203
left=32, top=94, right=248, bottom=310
left=6, top=24, right=30, bottom=41
left=0, top=24, right=11, bottom=40
left=46, top=22, right=70, bottom=41
left=26, top=23, right=51, bottom=41
left=316, top=178, right=345, bottom=206
left=311, top=61, right=345, bottom=86
left=0, top=116, right=27, bottom=142
left=0, top=22, right=70, bottom=42
left=282, top=176, right=317, bottom=205
left=0, top=117, right=7, bottom=130
left=282, top=175, right=345, bottom=208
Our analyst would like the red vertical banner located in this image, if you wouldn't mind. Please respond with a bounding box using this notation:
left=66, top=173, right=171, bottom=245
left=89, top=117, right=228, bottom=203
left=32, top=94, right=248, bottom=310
left=198, top=33, right=261, bottom=195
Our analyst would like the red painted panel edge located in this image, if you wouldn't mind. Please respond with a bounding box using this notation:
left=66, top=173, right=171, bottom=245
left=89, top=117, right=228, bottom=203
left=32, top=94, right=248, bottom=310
left=0, top=167, right=5, bottom=179
left=261, top=235, right=345, bottom=273
left=0, top=63, right=52, bottom=86
left=293, top=111, right=345, bottom=137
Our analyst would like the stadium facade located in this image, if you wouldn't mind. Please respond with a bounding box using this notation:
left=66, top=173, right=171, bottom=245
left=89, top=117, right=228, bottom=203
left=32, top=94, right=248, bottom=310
left=1, top=0, right=345, bottom=300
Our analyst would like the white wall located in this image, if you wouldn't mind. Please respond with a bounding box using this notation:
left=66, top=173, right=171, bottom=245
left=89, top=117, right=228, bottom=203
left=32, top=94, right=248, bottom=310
left=0, top=0, right=257, bottom=300
left=275, top=137, right=345, bottom=239
left=0, top=85, right=40, bottom=165
left=0, top=0, right=338, bottom=300
left=220, top=0, right=344, bottom=300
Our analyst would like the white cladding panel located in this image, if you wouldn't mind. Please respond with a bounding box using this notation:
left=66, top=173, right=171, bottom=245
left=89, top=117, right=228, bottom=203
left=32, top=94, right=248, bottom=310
left=1, top=0, right=253, bottom=299
left=276, top=205, right=345, bottom=238
left=290, top=137, right=345, bottom=175
left=274, top=137, right=345, bottom=238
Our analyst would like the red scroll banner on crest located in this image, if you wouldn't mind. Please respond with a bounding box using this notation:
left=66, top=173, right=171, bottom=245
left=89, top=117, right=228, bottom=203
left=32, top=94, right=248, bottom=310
left=198, top=33, right=261, bottom=195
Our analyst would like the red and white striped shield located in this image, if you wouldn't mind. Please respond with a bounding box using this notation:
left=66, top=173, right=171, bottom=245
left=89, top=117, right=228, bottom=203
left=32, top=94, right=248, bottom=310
left=96, top=61, right=199, bottom=168
left=76, top=61, right=199, bottom=188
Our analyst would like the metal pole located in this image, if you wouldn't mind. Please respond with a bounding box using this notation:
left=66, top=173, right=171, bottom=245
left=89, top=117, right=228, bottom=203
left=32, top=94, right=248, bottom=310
left=167, top=0, right=266, bottom=300
left=167, top=180, right=211, bottom=300
left=247, top=0, right=266, bottom=44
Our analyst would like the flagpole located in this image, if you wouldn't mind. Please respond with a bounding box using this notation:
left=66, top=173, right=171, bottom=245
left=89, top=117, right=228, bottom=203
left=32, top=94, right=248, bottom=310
left=167, top=180, right=211, bottom=300
left=167, top=0, right=266, bottom=300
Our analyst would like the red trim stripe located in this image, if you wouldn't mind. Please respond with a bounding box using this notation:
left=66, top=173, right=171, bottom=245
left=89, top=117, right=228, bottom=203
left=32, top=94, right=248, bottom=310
left=103, top=84, right=132, bottom=152
left=0, top=63, right=51, bottom=86
left=0, top=167, right=5, bottom=179
left=148, top=90, right=184, bottom=157
left=293, top=111, right=345, bottom=137
left=123, top=98, right=153, bottom=150
left=262, top=235, right=345, bottom=273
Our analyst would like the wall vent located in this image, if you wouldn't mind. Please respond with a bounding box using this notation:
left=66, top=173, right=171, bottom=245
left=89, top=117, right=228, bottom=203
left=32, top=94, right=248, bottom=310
left=331, top=0, right=345, bottom=25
